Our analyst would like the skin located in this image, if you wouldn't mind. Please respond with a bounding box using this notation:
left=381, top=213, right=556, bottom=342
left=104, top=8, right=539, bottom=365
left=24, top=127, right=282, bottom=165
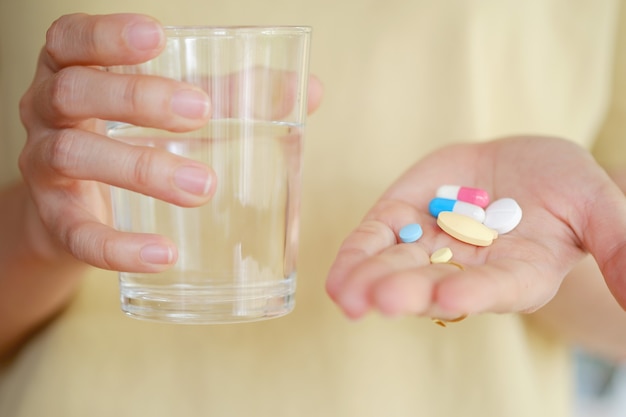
left=529, top=166, right=626, bottom=361
left=2, top=13, right=626, bottom=363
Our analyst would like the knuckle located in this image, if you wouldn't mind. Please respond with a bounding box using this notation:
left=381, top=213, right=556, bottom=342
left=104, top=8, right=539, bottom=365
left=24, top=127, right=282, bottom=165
left=18, top=90, right=35, bottom=130
left=90, top=18, right=112, bottom=58
left=127, top=147, right=158, bottom=188
left=44, top=16, right=65, bottom=59
left=122, top=76, right=143, bottom=115
left=17, top=146, right=33, bottom=177
left=48, top=68, right=80, bottom=119
left=121, top=76, right=181, bottom=131
left=336, top=219, right=397, bottom=255
left=62, top=220, right=88, bottom=262
left=99, top=236, right=118, bottom=270
left=18, top=138, right=47, bottom=181
left=64, top=221, right=115, bottom=270
left=45, top=13, right=88, bottom=60
left=358, top=219, right=395, bottom=242
left=47, top=129, right=80, bottom=176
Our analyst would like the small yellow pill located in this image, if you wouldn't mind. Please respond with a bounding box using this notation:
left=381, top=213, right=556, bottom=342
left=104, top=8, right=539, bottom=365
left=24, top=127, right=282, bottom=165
left=430, top=247, right=453, bottom=264
left=437, top=211, right=498, bottom=247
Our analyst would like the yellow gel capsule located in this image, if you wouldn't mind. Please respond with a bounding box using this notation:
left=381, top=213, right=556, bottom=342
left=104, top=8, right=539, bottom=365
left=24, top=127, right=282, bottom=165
left=437, top=211, right=498, bottom=247
left=430, top=247, right=453, bottom=264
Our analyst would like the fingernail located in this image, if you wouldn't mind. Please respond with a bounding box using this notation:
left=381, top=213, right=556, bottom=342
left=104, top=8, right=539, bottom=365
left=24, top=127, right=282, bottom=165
left=140, top=244, right=174, bottom=265
left=174, top=165, right=212, bottom=195
left=125, top=21, right=164, bottom=51
left=171, top=89, right=210, bottom=119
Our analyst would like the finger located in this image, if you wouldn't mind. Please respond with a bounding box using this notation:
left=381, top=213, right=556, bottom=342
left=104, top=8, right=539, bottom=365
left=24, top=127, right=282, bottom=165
left=334, top=243, right=431, bottom=318
left=45, top=13, right=165, bottom=70
left=432, top=259, right=557, bottom=315
left=372, top=254, right=561, bottom=318
left=56, top=207, right=178, bottom=272
left=30, top=128, right=215, bottom=207
left=371, top=263, right=466, bottom=318
left=33, top=67, right=210, bottom=131
left=325, top=219, right=397, bottom=303
left=337, top=244, right=429, bottom=318
left=326, top=200, right=425, bottom=298
left=307, top=75, right=323, bottom=114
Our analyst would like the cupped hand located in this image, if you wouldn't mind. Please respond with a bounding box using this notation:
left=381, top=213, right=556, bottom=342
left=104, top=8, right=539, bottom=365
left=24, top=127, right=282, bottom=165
left=326, top=136, right=626, bottom=320
left=18, top=13, right=323, bottom=272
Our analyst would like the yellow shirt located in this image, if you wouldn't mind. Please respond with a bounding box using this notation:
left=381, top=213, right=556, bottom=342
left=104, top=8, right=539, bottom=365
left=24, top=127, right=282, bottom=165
left=1, top=1, right=623, bottom=416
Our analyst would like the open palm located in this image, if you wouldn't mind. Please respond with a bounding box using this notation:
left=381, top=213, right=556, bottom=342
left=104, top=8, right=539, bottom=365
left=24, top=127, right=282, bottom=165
left=326, top=136, right=626, bottom=320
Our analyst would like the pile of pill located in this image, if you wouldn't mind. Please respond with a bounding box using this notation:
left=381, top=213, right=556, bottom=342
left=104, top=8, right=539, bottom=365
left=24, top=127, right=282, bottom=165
left=430, top=185, right=522, bottom=247
left=397, top=185, right=522, bottom=247
left=396, top=185, right=522, bottom=327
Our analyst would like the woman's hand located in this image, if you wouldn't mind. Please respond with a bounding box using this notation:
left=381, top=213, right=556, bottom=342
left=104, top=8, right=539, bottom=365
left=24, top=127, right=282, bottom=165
left=326, top=136, right=626, bottom=320
left=18, top=13, right=322, bottom=272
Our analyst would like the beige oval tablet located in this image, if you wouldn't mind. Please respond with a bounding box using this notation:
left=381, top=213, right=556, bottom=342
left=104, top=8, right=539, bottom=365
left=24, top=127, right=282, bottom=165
left=437, top=211, right=498, bottom=247
left=430, top=247, right=453, bottom=264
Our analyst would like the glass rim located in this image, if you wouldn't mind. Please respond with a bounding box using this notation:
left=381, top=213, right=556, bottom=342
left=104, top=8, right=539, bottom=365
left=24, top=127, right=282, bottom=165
left=163, top=25, right=311, bottom=37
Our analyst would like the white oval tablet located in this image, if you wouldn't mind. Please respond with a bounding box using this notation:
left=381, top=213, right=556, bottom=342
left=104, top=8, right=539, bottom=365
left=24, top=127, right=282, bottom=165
left=483, top=198, right=522, bottom=234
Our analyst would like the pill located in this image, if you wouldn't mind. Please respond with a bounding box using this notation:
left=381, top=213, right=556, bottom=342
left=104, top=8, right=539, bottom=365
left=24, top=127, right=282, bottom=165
left=483, top=198, right=522, bottom=234
left=399, top=223, right=423, bottom=243
left=430, top=247, right=453, bottom=263
left=428, top=197, right=486, bottom=223
left=436, top=185, right=490, bottom=208
left=437, top=211, right=497, bottom=246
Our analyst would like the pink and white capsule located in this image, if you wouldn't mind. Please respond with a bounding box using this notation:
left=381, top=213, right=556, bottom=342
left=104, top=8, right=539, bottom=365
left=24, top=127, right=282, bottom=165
left=436, top=185, right=490, bottom=208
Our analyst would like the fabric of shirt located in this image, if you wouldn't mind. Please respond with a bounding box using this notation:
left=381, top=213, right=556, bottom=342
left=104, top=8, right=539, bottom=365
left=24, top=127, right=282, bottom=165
left=0, top=1, right=623, bottom=416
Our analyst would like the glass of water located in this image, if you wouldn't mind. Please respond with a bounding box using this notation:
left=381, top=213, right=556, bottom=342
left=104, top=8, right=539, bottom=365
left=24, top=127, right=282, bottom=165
left=107, top=26, right=311, bottom=323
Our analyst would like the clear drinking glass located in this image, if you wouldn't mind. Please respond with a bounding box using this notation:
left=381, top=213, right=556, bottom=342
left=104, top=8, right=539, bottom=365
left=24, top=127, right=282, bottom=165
left=107, top=26, right=311, bottom=323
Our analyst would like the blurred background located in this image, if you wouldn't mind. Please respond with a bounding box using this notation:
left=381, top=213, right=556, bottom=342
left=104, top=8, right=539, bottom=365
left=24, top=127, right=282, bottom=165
left=575, top=350, right=626, bottom=416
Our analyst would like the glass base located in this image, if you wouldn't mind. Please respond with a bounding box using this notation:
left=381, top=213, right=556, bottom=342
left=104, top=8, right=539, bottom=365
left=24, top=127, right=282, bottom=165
left=119, top=280, right=295, bottom=324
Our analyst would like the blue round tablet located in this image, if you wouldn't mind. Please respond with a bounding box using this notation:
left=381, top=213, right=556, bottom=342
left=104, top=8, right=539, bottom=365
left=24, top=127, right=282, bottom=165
left=399, top=223, right=423, bottom=243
